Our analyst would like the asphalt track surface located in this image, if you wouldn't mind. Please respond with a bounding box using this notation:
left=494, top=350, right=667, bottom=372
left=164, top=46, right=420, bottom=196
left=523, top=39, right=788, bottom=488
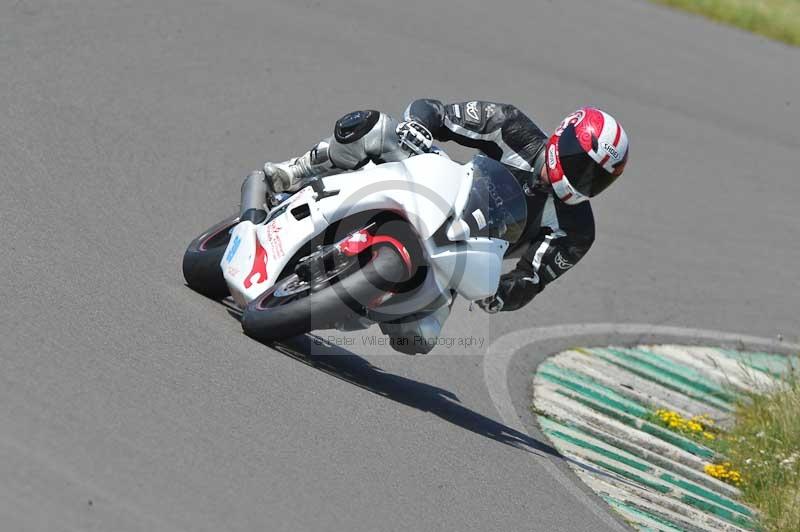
left=2, top=1, right=799, bottom=530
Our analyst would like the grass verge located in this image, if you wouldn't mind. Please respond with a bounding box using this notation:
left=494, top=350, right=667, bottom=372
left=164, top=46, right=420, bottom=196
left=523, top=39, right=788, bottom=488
left=724, top=369, right=800, bottom=531
left=651, top=0, right=800, bottom=46
left=643, top=362, right=800, bottom=529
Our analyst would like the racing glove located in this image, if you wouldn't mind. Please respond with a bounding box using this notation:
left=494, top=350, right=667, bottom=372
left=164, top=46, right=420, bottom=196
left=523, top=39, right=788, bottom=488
left=476, top=268, right=543, bottom=313
left=396, top=120, right=433, bottom=155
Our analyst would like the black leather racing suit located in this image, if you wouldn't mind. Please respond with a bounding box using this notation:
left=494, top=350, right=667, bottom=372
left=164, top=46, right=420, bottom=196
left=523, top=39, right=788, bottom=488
left=404, top=99, right=595, bottom=311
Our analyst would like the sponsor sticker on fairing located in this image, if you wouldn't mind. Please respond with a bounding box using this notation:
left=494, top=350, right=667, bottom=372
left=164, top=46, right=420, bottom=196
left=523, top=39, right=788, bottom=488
left=472, top=208, right=487, bottom=230
left=266, top=220, right=285, bottom=259
left=226, top=235, right=241, bottom=263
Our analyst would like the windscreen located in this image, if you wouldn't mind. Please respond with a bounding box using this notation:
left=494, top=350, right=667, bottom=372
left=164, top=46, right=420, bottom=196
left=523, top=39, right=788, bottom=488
left=460, top=155, right=528, bottom=244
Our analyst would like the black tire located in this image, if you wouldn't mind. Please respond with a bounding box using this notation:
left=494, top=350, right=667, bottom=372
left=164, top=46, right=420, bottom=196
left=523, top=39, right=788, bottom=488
left=241, top=245, right=408, bottom=342
left=182, top=214, right=239, bottom=299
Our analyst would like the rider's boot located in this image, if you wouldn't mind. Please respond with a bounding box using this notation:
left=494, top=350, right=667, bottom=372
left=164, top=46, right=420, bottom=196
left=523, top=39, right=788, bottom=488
left=264, top=140, right=335, bottom=193
left=379, top=299, right=453, bottom=355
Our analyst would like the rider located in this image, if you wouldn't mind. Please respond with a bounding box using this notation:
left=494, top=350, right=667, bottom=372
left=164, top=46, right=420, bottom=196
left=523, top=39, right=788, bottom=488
left=241, top=100, right=629, bottom=352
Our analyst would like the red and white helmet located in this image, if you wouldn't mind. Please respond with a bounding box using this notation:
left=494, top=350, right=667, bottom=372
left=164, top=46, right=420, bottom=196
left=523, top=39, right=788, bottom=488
left=546, top=107, right=629, bottom=205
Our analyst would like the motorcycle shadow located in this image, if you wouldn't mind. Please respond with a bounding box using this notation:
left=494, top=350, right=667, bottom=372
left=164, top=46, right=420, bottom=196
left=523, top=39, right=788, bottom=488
left=273, top=335, right=560, bottom=458
left=222, top=296, right=561, bottom=459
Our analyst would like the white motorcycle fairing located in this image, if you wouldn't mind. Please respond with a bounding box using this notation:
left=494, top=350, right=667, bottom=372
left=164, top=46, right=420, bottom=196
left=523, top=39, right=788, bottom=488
left=221, top=153, right=513, bottom=311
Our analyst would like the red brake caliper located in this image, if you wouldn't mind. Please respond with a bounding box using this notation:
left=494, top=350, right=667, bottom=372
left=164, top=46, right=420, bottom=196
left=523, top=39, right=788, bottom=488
left=337, top=229, right=413, bottom=307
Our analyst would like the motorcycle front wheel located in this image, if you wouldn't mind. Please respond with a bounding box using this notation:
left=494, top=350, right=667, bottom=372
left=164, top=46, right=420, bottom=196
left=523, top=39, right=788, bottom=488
left=241, top=245, right=408, bottom=342
left=182, top=214, right=239, bottom=300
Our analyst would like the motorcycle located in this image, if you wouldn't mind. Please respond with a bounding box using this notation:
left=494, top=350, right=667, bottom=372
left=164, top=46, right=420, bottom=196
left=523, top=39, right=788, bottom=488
left=182, top=152, right=527, bottom=345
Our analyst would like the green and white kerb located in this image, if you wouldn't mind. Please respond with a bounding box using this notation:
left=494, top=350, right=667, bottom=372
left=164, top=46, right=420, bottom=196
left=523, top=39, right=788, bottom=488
left=532, top=344, right=798, bottom=532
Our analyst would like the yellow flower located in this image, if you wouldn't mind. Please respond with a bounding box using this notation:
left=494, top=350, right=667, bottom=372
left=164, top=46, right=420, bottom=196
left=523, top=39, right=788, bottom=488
left=652, top=409, right=720, bottom=440
left=704, top=462, right=743, bottom=486
left=687, top=421, right=703, bottom=432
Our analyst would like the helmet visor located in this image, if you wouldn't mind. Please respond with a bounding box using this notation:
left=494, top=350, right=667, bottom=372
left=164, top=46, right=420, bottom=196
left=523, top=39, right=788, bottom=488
left=558, top=124, right=619, bottom=197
